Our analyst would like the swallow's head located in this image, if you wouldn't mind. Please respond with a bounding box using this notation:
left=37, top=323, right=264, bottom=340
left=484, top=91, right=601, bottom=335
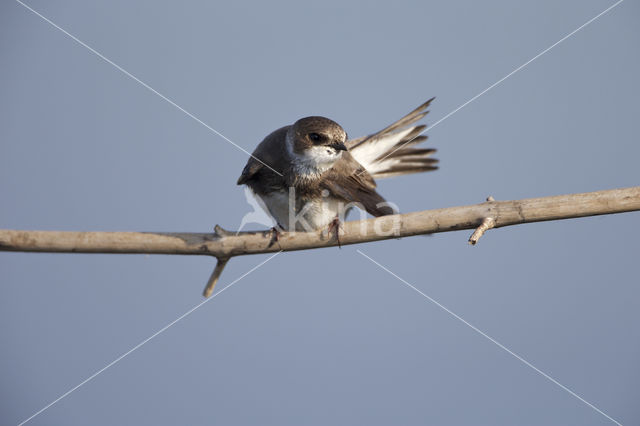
left=287, top=116, right=347, bottom=172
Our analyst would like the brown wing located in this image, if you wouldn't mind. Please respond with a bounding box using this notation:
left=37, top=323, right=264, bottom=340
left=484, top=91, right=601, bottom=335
left=237, top=158, right=263, bottom=185
left=322, top=152, right=396, bottom=217
left=236, top=126, right=289, bottom=194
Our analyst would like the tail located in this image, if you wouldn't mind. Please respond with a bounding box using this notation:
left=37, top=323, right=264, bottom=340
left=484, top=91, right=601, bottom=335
left=346, top=98, right=438, bottom=179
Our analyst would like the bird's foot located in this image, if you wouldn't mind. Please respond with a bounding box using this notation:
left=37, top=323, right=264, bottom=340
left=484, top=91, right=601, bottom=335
left=267, top=226, right=283, bottom=249
left=328, top=217, right=342, bottom=248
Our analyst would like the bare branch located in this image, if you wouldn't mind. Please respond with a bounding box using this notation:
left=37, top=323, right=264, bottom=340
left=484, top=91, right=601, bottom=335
left=1, top=186, right=638, bottom=256
left=1, top=186, right=639, bottom=295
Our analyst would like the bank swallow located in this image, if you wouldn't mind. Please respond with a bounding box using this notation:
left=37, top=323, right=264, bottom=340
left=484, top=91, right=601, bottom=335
left=237, top=99, right=438, bottom=232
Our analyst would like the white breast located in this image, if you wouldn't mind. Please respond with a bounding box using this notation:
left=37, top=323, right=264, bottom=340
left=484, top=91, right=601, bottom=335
left=256, top=190, right=290, bottom=229
left=255, top=189, right=345, bottom=232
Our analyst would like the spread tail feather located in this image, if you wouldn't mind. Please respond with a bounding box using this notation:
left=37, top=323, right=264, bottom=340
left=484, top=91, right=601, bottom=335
left=346, top=98, right=438, bottom=179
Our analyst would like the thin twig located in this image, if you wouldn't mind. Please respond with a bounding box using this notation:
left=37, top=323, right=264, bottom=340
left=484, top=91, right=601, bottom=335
left=203, top=257, right=230, bottom=297
left=468, top=217, right=496, bottom=245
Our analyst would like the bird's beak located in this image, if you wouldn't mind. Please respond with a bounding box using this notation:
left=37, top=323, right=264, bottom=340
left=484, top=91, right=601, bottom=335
left=331, top=142, right=347, bottom=152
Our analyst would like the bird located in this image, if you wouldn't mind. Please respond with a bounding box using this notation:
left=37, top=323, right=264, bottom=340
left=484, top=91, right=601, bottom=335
left=237, top=98, right=438, bottom=233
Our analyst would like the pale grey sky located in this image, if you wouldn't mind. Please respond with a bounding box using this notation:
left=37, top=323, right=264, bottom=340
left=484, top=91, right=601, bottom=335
left=1, top=1, right=639, bottom=425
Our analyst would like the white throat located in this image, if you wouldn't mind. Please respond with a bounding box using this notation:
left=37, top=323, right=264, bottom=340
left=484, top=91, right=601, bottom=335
left=286, top=133, right=342, bottom=177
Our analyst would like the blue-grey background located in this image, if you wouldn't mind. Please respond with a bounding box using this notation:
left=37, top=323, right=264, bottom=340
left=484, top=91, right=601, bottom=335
left=1, top=1, right=638, bottom=425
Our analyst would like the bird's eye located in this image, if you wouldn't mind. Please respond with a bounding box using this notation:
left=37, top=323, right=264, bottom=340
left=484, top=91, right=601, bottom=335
left=308, top=133, right=321, bottom=142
